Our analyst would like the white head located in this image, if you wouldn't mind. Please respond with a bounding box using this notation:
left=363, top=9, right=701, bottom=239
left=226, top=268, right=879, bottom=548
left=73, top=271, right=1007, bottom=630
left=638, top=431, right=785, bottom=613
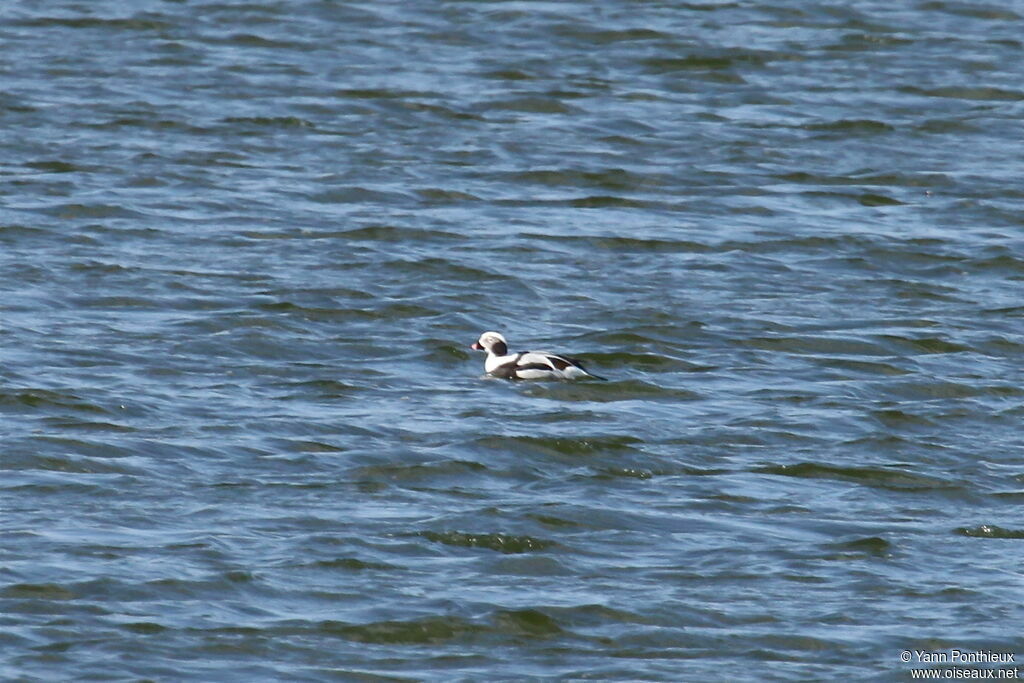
left=471, top=331, right=509, bottom=356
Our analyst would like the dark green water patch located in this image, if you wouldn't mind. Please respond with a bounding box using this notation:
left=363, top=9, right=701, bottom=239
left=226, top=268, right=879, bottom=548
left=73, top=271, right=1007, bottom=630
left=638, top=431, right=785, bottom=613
left=24, top=160, right=87, bottom=174
left=2, top=583, right=76, bottom=600
left=823, top=536, right=893, bottom=558
left=507, top=168, right=671, bottom=191
left=875, top=335, right=971, bottom=355
left=270, top=379, right=360, bottom=401
left=520, top=232, right=711, bottom=254
left=756, top=462, right=958, bottom=491
left=530, top=513, right=586, bottom=529
left=351, top=460, right=489, bottom=484
left=492, top=609, right=564, bottom=637
left=567, top=195, right=651, bottom=209
left=221, top=115, right=316, bottom=129
left=919, top=3, right=1021, bottom=20
left=308, top=558, right=398, bottom=571
left=774, top=171, right=951, bottom=188
left=857, top=193, right=904, bottom=207
left=809, top=357, right=910, bottom=376
left=553, top=26, right=673, bottom=44
left=485, top=96, right=577, bottom=114
left=307, top=186, right=415, bottom=205
left=955, top=525, right=1024, bottom=539
left=419, top=531, right=556, bottom=554
left=641, top=50, right=777, bottom=72
left=416, top=188, right=482, bottom=204
left=523, top=379, right=701, bottom=403
left=902, top=85, right=1024, bottom=101
left=41, top=418, right=137, bottom=433
left=319, top=616, right=480, bottom=644
left=593, top=466, right=654, bottom=480
left=473, top=434, right=643, bottom=458
left=336, top=225, right=463, bottom=242
left=0, top=388, right=111, bottom=414
left=121, top=622, right=168, bottom=634
left=15, top=16, right=173, bottom=31
left=743, top=335, right=888, bottom=356
left=870, top=409, right=937, bottom=428
left=803, top=119, right=895, bottom=134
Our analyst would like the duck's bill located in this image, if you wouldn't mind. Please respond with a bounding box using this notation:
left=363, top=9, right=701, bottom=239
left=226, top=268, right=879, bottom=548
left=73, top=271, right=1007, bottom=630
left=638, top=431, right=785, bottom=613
left=471, top=342, right=483, bottom=350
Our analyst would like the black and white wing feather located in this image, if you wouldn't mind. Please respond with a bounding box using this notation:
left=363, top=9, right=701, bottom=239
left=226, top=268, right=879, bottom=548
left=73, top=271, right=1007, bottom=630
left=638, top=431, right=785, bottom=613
left=494, top=351, right=604, bottom=380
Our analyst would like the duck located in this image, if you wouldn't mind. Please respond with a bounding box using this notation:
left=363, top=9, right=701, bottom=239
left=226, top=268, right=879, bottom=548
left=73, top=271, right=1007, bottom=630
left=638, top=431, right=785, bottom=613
left=471, top=331, right=605, bottom=380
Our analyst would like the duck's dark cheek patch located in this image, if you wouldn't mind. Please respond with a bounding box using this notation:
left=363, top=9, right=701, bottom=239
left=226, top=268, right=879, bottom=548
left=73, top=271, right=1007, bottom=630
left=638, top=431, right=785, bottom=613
left=492, top=341, right=508, bottom=356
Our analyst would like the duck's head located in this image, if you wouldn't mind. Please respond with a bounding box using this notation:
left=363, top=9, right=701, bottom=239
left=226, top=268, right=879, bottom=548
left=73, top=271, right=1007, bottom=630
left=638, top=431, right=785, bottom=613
left=471, top=331, right=508, bottom=356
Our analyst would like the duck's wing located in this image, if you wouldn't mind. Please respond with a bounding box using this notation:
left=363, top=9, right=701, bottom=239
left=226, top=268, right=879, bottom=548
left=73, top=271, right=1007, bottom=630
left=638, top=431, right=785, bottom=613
left=487, top=350, right=605, bottom=380
left=516, top=351, right=604, bottom=380
left=516, top=351, right=562, bottom=369
left=512, top=362, right=567, bottom=380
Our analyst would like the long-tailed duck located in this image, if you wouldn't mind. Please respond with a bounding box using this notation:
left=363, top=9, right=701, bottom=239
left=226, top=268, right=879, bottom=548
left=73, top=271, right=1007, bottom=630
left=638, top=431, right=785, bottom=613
left=471, top=331, right=605, bottom=380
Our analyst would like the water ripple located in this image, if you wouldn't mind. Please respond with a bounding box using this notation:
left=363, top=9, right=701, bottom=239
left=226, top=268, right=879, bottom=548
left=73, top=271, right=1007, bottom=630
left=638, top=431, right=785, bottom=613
left=4, top=0, right=1023, bottom=679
